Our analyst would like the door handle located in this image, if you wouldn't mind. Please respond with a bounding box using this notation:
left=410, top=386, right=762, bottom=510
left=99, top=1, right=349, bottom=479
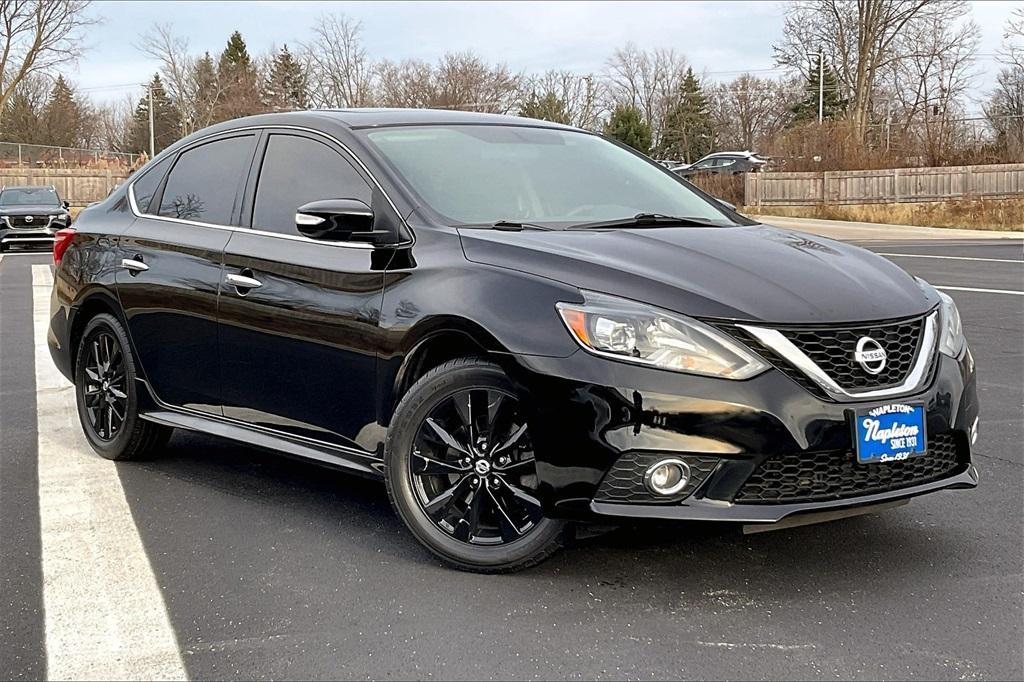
left=225, top=272, right=263, bottom=290
left=121, top=257, right=149, bottom=274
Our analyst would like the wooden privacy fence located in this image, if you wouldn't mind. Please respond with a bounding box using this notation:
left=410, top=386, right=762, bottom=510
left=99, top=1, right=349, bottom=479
left=744, top=163, right=1024, bottom=207
left=0, top=168, right=128, bottom=207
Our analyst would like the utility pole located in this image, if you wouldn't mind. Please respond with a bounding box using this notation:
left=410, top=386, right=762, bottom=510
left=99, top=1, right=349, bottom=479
left=818, top=51, right=824, bottom=125
left=147, top=85, right=155, bottom=158
left=808, top=52, right=825, bottom=124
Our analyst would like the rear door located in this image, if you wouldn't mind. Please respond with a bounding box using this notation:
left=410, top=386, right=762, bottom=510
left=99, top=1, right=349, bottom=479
left=217, top=130, right=388, bottom=452
left=118, top=132, right=257, bottom=413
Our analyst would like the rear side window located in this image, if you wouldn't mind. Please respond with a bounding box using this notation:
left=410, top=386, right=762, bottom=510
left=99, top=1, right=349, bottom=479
left=130, top=154, right=173, bottom=214
left=252, top=134, right=371, bottom=235
left=158, top=135, right=255, bottom=225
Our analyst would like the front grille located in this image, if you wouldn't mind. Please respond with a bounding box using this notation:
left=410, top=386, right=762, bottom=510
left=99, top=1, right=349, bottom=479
left=5, top=215, right=51, bottom=229
left=718, top=315, right=930, bottom=400
left=734, top=433, right=964, bottom=504
left=781, top=317, right=924, bottom=390
left=594, top=453, right=720, bottom=503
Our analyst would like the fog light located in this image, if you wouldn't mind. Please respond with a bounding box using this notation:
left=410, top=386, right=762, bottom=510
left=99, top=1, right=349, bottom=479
left=644, top=458, right=691, bottom=496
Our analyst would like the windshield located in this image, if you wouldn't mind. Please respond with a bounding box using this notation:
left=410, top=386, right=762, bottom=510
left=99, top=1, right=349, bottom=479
left=362, top=125, right=736, bottom=227
left=0, top=187, right=60, bottom=207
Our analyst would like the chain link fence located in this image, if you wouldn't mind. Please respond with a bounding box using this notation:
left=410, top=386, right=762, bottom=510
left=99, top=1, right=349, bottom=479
left=0, top=142, right=140, bottom=170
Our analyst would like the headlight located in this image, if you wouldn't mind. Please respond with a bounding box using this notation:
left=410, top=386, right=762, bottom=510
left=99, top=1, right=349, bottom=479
left=937, top=290, right=965, bottom=357
left=556, top=291, right=769, bottom=379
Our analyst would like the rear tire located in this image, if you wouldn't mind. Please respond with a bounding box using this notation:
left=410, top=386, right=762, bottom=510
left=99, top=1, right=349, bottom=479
left=74, top=313, right=171, bottom=460
left=385, top=358, right=569, bottom=573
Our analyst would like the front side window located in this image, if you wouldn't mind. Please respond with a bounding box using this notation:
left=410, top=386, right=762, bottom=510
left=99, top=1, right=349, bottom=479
left=363, top=125, right=736, bottom=226
left=251, top=134, right=371, bottom=235
left=158, top=135, right=255, bottom=224
left=130, top=154, right=174, bottom=214
left=0, top=186, right=60, bottom=207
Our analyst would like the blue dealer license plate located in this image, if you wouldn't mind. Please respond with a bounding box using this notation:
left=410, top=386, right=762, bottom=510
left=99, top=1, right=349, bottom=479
left=854, top=403, right=927, bottom=464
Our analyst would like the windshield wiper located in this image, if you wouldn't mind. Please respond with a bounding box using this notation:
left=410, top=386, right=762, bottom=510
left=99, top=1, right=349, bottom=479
left=567, top=213, right=723, bottom=230
left=459, top=220, right=553, bottom=232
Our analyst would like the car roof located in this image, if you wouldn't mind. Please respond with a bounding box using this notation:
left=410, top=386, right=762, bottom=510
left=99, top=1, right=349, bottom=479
left=203, top=108, right=577, bottom=132
left=1, top=185, right=57, bottom=190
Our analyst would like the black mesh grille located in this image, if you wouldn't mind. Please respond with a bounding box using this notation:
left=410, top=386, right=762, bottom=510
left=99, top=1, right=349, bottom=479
left=781, top=317, right=924, bottom=390
left=594, top=453, right=720, bottom=503
left=734, top=433, right=964, bottom=504
left=736, top=332, right=831, bottom=399
left=6, top=215, right=49, bottom=228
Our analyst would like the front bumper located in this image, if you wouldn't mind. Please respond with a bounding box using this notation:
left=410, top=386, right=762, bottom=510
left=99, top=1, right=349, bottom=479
left=0, top=225, right=57, bottom=249
left=509, top=343, right=979, bottom=526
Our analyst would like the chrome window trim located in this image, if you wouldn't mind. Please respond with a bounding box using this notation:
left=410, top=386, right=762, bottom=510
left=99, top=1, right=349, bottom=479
left=126, top=124, right=413, bottom=251
left=738, top=312, right=938, bottom=401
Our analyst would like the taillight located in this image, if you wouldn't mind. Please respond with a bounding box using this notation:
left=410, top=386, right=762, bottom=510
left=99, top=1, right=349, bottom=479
left=53, top=228, right=77, bottom=267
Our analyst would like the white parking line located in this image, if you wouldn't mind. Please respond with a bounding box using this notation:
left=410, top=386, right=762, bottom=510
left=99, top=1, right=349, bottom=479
left=935, top=285, right=1024, bottom=297
left=878, top=253, right=1022, bottom=264
left=32, top=265, right=187, bottom=681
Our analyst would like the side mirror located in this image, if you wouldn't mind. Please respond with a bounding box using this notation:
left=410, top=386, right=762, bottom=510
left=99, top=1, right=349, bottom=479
left=62, top=200, right=70, bottom=209
left=295, top=198, right=386, bottom=243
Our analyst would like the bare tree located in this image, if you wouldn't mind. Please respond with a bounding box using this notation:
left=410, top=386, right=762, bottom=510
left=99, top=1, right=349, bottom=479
left=92, top=94, right=134, bottom=152
left=710, top=74, right=794, bottom=151
left=604, top=43, right=688, bottom=143
left=138, top=24, right=225, bottom=135
left=987, top=8, right=1024, bottom=161
left=880, top=8, right=980, bottom=164
left=377, top=52, right=520, bottom=113
left=521, top=70, right=601, bottom=129
left=0, top=0, right=96, bottom=119
left=774, top=0, right=973, bottom=139
left=998, top=7, right=1024, bottom=71
left=301, top=13, right=375, bottom=108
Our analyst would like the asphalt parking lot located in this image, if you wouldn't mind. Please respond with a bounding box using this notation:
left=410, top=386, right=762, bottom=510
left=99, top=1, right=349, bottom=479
left=1, top=228, right=1021, bottom=680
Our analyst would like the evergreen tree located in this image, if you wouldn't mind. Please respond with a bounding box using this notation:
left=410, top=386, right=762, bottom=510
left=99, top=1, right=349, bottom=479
left=215, top=31, right=263, bottom=121
left=191, top=51, right=221, bottom=131
left=41, top=76, right=84, bottom=147
left=263, top=44, right=308, bottom=111
left=790, top=60, right=847, bottom=125
left=658, top=67, right=714, bottom=162
left=128, top=74, right=180, bottom=154
left=603, top=104, right=652, bottom=154
left=519, top=90, right=571, bottom=125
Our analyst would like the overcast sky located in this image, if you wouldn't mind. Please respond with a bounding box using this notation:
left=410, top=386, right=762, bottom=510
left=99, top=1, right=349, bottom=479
left=71, top=0, right=1016, bottom=114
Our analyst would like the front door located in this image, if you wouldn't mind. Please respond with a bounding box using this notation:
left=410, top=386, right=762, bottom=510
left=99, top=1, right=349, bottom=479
left=117, top=133, right=257, bottom=413
left=217, top=131, right=388, bottom=453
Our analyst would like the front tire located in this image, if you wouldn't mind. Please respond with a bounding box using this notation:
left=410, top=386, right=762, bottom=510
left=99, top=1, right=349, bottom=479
left=385, top=358, right=568, bottom=573
left=74, top=313, right=171, bottom=460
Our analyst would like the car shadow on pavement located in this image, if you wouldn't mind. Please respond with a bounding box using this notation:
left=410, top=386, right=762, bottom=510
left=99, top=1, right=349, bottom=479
left=119, top=428, right=974, bottom=609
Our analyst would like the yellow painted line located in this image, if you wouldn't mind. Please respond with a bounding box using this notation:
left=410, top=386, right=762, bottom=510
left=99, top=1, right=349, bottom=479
left=32, top=265, right=187, bottom=681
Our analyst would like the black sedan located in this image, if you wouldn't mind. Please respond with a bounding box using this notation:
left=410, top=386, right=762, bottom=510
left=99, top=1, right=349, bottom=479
left=0, top=184, right=71, bottom=251
left=46, top=110, right=979, bottom=572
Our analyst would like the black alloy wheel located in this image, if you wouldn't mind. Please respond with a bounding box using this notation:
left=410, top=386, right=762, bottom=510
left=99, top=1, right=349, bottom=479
left=82, top=330, right=128, bottom=441
left=74, top=313, right=172, bottom=460
left=410, top=387, right=543, bottom=545
left=385, top=358, right=567, bottom=572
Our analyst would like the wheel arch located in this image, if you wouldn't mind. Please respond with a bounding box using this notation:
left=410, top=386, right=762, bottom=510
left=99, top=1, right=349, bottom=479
left=383, top=316, right=520, bottom=425
left=67, top=288, right=130, bottom=376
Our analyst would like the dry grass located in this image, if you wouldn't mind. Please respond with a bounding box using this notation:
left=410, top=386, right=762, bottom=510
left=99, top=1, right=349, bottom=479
left=743, top=199, right=1024, bottom=231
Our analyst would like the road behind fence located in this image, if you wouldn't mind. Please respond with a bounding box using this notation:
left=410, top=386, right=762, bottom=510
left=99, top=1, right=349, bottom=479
left=745, top=163, right=1024, bottom=206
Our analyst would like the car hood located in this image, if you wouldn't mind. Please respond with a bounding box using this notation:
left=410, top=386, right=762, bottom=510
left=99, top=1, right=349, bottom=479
left=0, top=204, right=64, bottom=216
left=458, top=223, right=939, bottom=324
